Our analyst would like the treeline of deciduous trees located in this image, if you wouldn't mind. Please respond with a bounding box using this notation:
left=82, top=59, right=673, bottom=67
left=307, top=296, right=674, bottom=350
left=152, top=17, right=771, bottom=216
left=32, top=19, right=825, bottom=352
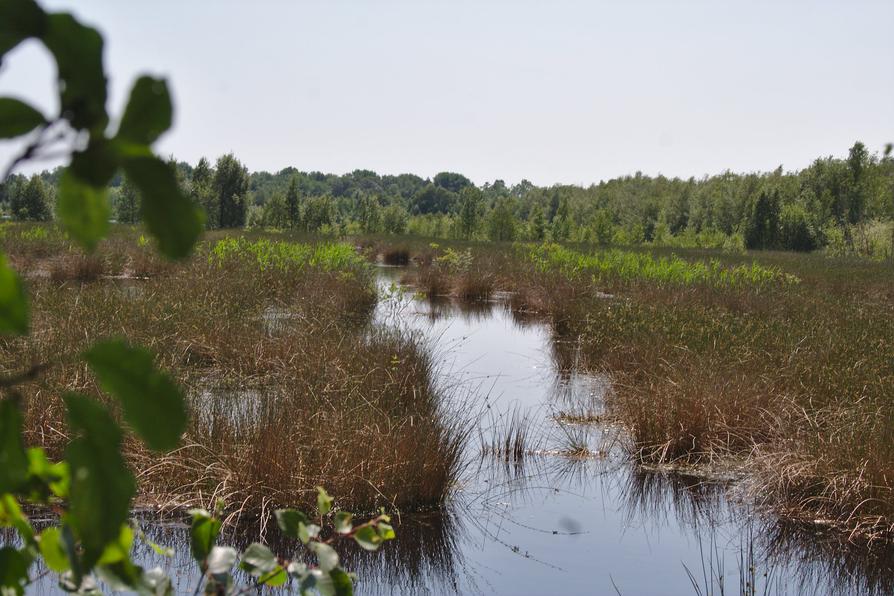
left=2, top=142, right=892, bottom=256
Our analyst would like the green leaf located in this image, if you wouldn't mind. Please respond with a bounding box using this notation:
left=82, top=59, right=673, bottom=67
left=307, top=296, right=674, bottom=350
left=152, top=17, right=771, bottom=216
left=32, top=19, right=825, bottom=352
left=316, top=486, right=333, bottom=517
left=122, top=156, right=203, bottom=259
left=56, top=169, right=110, bottom=252
left=240, top=543, right=276, bottom=572
left=96, top=557, right=143, bottom=593
left=352, top=526, right=382, bottom=552
left=39, top=527, right=70, bottom=573
left=316, top=569, right=354, bottom=596
left=334, top=512, right=352, bottom=534
left=274, top=508, right=309, bottom=540
left=0, top=494, right=34, bottom=546
left=286, top=561, right=307, bottom=578
left=63, top=392, right=135, bottom=570
left=205, top=546, right=236, bottom=576
left=309, top=542, right=338, bottom=573
left=0, top=547, right=29, bottom=595
left=85, top=339, right=186, bottom=451
left=25, top=448, right=69, bottom=500
left=96, top=524, right=134, bottom=565
left=257, top=566, right=287, bottom=587
left=239, top=543, right=284, bottom=585
left=41, top=13, right=107, bottom=131
left=0, top=253, right=29, bottom=335
left=0, top=97, right=46, bottom=138
left=187, top=509, right=220, bottom=564
left=69, top=137, right=118, bottom=187
left=329, top=568, right=354, bottom=596
left=377, top=522, right=395, bottom=541
left=299, top=569, right=319, bottom=594
left=138, top=567, right=173, bottom=596
left=0, top=398, right=28, bottom=492
left=299, top=523, right=320, bottom=545
left=116, top=77, right=172, bottom=145
left=0, top=0, right=46, bottom=60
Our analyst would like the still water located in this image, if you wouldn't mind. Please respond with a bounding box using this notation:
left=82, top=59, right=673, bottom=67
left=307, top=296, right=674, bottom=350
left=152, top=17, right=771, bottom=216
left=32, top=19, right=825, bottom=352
left=357, top=267, right=894, bottom=595
left=16, top=268, right=894, bottom=594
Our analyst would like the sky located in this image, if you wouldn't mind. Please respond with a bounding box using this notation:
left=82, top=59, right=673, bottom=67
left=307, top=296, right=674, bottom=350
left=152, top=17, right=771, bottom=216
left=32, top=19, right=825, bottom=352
left=1, top=0, right=892, bottom=186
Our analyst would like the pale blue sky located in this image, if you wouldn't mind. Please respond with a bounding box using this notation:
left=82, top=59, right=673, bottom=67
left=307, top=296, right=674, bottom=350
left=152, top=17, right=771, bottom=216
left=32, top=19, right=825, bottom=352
left=1, top=0, right=892, bottom=186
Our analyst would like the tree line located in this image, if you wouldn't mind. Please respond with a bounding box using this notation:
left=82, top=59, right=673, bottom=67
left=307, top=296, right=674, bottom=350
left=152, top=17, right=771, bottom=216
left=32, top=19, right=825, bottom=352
left=3, top=141, right=892, bottom=256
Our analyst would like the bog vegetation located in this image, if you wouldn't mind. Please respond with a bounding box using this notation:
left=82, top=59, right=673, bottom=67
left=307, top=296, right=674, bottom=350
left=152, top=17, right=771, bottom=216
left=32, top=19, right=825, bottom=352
left=2, top=0, right=894, bottom=593
left=386, top=238, right=894, bottom=539
left=0, top=0, right=402, bottom=593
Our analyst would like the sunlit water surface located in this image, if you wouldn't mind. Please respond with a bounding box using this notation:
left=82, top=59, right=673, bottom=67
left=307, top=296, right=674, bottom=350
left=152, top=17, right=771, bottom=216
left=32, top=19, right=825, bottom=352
left=13, top=268, right=894, bottom=595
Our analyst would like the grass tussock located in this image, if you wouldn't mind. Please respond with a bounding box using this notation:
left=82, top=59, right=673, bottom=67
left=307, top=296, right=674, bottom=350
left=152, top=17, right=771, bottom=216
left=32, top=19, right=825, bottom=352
left=1, top=224, right=464, bottom=518
left=48, top=253, right=105, bottom=282
left=481, top=407, right=537, bottom=467
left=531, top=245, right=894, bottom=538
left=386, top=237, right=894, bottom=538
left=381, top=246, right=411, bottom=266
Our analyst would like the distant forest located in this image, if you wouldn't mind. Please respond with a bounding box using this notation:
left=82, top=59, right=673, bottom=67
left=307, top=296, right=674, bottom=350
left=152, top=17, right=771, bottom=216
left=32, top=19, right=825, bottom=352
left=3, top=141, right=893, bottom=257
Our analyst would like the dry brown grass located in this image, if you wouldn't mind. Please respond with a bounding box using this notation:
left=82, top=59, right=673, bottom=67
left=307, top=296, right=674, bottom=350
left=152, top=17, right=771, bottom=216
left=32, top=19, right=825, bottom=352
left=48, top=253, right=106, bottom=282
left=368, top=237, right=894, bottom=538
left=0, top=225, right=465, bottom=519
left=529, top=249, right=894, bottom=538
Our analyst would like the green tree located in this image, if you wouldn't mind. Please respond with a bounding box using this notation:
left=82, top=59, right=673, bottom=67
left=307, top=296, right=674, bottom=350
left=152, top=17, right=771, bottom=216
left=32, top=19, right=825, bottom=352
left=190, top=156, right=217, bottom=229
left=432, top=171, right=472, bottom=193
left=356, top=194, right=382, bottom=233
left=11, top=175, right=51, bottom=221
left=410, top=183, right=456, bottom=215
left=286, top=174, right=300, bottom=228
left=213, top=153, right=249, bottom=228
left=591, top=208, right=613, bottom=246
left=551, top=197, right=571, bottom=241
left=527, top=203, right=546, bottom=241
left=382, top=204, right=408, bottom=234
left=261, top=192, right=289, bottom=228
left=457, top=186, right=483, bottom=240
left=487, top=197, right=516, bottom=242
left=846, top=141, right=869, bottom=225
left=547, top=190, right=561, bottom=222
left=303, top=195, right=334, bottom=232
left=114, top=175, right=140, bottom=224
left=745, top=188, right=781, bottom=250
left=779, top=202, right=817, bottom=252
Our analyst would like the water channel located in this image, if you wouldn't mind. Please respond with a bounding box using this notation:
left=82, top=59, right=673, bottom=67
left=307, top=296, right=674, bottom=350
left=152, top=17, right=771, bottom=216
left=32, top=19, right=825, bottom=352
left=16, top=267, right=894, bottom=594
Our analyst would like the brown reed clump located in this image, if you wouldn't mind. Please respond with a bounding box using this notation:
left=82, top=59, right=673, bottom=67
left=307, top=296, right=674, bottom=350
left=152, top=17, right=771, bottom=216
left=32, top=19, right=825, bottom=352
left=1, top=224, right=466, bottom=520
left=530, top=247, right=894, bottom=538
left=48, top=253, right=106, bottom=282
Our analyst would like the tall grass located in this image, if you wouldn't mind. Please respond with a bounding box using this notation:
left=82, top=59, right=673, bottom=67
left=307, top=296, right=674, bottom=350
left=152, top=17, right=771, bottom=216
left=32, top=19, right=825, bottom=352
left=533, top=246, right=894, bottom=538
left=209, top=236, right=369, bottom=274
left=1, top=225, right=463, bottom=519
left=364, top=234, right=894, bottom=538
left=526, top=243, right=797, bottom=288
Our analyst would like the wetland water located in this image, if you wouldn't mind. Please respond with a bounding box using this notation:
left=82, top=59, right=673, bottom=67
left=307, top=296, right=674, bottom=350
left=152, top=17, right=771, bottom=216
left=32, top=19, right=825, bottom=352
left=16, top=268, right=894, bottom=595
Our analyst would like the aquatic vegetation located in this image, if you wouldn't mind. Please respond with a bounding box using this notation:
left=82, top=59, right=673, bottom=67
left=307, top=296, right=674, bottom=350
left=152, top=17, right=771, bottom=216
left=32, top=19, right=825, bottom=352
left=209, top=236, right=368, bottom=274
left=18, top=225, right=50, bottom=242
left=526, top=242, right=798, bottom=288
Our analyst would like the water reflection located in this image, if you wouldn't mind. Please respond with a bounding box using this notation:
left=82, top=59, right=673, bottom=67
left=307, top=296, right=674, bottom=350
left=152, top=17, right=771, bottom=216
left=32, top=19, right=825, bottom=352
left=8, top=266, right=894, bottom=594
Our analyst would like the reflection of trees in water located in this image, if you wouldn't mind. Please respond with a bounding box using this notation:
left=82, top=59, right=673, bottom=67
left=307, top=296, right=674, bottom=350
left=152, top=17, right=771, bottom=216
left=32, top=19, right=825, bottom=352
left=424, top=295, right=495, bottom=325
